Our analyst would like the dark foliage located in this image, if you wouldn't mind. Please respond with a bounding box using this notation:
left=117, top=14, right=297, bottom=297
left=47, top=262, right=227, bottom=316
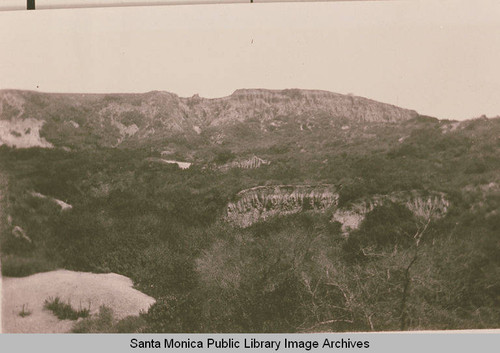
left=1, top=115, right=499, bottom=332
left=44, top=297, right=90, bottom=320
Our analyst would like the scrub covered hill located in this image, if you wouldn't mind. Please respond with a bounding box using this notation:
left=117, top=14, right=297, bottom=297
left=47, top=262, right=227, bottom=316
left=0, top=89, right=499, bottom=332
left=0, top=89, right=417, bottom=149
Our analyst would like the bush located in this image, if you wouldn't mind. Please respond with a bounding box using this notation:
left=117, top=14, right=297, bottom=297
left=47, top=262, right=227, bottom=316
left=1, top=254, right=56, bottom=277
left=72, top=306, right=147, bottom=333
left=338, top=181, right=369, bottom=207
left=114, top=315, right=147, bottom=333
left=213, top=148, right=235, bottom=164
left=44, top=297, right=90, bottom=320
left=343, top=203, right=417, bottom=261
left=72, top=306, right=114, bottom=333
left=144, top=295, right=203, bottom=333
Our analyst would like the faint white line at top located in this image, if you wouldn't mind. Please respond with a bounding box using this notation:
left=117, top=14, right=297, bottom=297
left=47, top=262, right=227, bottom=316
left=0, top=0, right=391, bottom=12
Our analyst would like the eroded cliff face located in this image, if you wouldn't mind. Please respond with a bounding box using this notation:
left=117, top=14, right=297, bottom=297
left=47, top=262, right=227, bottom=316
left=184, top=89, right=419, bottom=126
left=226, top=186, right=450, bottom=230
left=333, top=191, right=449, bottom=234
left=218, top=155, right=271, bottom=172
left=225, top=184, right=339, bottom=227
left=0, top=89, right=419, bottom=148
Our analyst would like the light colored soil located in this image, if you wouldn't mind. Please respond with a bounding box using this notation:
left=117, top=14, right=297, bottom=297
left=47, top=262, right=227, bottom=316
left=1, top=269, right=155, bottom=333
left=0, top=118, right=53, bottom=148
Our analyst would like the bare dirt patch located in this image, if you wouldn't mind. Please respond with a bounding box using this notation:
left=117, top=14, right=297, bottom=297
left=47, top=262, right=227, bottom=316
left=2, top=269, right=155, bottom=333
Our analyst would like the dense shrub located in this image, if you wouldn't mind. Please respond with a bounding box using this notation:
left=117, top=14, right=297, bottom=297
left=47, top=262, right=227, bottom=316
left=1, top=254, right=56, bottom=277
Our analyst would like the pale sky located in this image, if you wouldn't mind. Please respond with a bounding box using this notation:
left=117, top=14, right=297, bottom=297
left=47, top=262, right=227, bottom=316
left=1, top=0, right=500, bottom=120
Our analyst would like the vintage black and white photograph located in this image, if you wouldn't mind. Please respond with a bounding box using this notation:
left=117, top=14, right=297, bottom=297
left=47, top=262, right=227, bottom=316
left=0, top=0, right=499, bottom=334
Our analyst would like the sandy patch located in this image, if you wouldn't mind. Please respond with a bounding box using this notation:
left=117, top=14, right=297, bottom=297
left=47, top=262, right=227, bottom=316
left=0, top=118, right=53, bottom=148
left=146, top=157, right=192, bottom=169
left=2, top=269, right=155, bottom=333
left=161, top=160, right=192, bottom=169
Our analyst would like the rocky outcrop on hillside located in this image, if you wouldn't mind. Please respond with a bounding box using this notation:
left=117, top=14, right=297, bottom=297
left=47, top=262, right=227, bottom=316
left=226, top=186, right=449, bottom=229
left=145, top=157, right=192, bottom=169
left=0, top=89, right=419, bottom=148
left=218, top=156, right=271, bottom=172
left=332, top=191, right=450, bottom=234
left=185, top=89, right=418, bottom=126
left=226, top=185, right=339, bottom=227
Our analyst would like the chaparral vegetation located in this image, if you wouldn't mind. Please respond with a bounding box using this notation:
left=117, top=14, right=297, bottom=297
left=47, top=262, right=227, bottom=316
left=1, top=89, right=499, bottom=332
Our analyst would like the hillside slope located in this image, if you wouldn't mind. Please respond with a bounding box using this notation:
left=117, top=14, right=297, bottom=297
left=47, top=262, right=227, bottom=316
left=1, top=89, right=499, bottom=333
left=0, top=89, right=418, bottom=149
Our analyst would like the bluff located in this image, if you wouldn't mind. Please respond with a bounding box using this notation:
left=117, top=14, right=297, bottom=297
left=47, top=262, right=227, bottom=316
left=0, top=89, right=418, bottom=149
left=226, top=186, right=449, bottom=229
left=226, top=185, right=339, bottom=227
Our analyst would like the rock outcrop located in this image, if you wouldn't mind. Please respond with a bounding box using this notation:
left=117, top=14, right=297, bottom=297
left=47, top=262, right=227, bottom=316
left=226, top=185, right=339, bottom=227
left=187, top=89, right=418, bottom=126
left=226, top=186, right=449, bottom=230
left=218, top=155, right=271, bottom=172
left=332, top=191, right=449, bottom=234
left=145, top=157, right=192, bottom=169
